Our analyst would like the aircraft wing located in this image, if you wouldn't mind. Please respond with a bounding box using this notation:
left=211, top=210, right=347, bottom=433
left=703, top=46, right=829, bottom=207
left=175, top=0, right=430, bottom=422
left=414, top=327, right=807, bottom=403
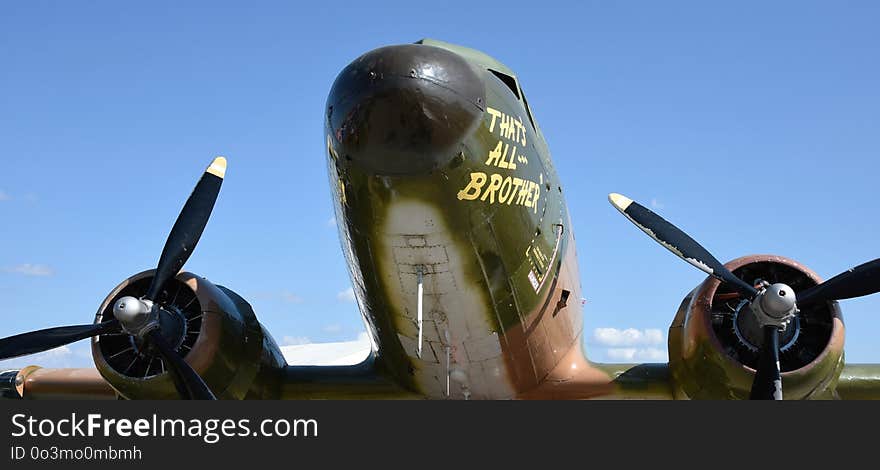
left=6, top=360, right=880, bottom=399
left=835, top=364, right=880, bottom=399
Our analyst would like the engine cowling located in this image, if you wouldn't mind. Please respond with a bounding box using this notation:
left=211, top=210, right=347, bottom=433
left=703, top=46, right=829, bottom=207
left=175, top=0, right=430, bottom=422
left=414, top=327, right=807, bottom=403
left=91, top=270, right=286, bottom=399
left=668, top=254, right=845, bottom=399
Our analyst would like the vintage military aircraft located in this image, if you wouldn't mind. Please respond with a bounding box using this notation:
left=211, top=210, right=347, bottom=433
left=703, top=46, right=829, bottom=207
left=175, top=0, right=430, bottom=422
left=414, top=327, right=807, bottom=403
left=1, top=39, right=878, bottom=400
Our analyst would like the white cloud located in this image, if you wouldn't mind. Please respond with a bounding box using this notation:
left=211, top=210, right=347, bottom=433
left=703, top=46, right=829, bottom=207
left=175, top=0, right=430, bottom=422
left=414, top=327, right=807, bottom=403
left=0, top=344, right=94, bottom=370
left=592, top=328, right=664, bottom=347
left=327, top=216, right=337, bottom=227
left=650, top=198, right=664, bottom=209
left=590, top=328, right=667, bottom=363
left=4, top=264, right=55, bottom=277
left=605, top=347, right=668, bottom=362
left=337, top=287, right=356, bottom=303
left=0, top=190, right=9, bottom=201
left=282, top=336, right=312, bottom=346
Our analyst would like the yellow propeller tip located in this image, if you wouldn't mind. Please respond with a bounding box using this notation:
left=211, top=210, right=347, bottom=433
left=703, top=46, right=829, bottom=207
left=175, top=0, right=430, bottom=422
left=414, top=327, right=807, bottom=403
left=608, top=193, right=633, bottom=211
left=207, top=156, right=227, bottom=178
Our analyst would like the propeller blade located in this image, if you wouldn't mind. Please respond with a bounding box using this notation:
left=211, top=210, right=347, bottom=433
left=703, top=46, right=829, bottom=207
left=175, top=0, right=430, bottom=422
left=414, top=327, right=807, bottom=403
left=608, top=193, right=758, bottom=299
left=145, top=157, right=226, bottom=301
left=0, top=319, right=120, bottom=360
left=147, top=329, right=215, bottom=400
left=796, top=258, right=880, bottom=306
left=749, top=325, right=783, bottom=400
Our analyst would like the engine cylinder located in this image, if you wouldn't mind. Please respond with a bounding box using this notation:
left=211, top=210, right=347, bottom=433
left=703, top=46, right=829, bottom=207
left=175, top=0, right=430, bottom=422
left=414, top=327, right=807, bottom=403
left=91, top=270, right=285, bottom=399
left=668, top=255, right=845, bottom=399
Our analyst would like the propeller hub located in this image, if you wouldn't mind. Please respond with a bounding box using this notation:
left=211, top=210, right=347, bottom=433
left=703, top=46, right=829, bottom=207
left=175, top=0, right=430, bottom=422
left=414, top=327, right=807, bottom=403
left=112, top=296, right=159, bottom=337
left=761, top=283, right=798, bottom=318
left=750, top=283, right=799, bottom=330
left=733, top=299, right=800, bottom=353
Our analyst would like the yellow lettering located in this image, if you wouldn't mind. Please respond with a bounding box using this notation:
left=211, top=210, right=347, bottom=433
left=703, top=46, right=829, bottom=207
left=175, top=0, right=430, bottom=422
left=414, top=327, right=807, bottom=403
left=457, top=172, right=487, bottom=200
left=532, top=182, right=541, bottom=214
left=499, top=114, right=511, bottom=141
left=486, top=107, right=502, bottom=133
left=486, top=141, right=517, bottom=170
left=458, top=172, right=542, bottom=211
left=509, top=178, right=524, bottom=205
left=480, top=174, right=504, bottom=203
left=516, top=180, right=530, bottom=205
left=532, top=245, right=546, bottom=270
left=535, top=245, right=547, bottom=264
left=485, top=141, right=503, bottom=167
left=498, top=143, right=509, bottom=169
left=506, top=145, right=517, bottom=170
left=523, top=181, right=535, bottom=208
left=498, top=176, right=513, bottom=203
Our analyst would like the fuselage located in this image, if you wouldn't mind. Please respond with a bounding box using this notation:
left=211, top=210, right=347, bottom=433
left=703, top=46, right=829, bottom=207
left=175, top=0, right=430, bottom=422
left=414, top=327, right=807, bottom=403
left=324, top=39, right=593, bottom=399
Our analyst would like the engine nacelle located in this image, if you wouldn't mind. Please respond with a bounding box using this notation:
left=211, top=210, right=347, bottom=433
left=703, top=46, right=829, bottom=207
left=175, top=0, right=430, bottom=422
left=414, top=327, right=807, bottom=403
left=669, top=255, right=845, bottom=399
left=91, top=270, right=286, bottom=399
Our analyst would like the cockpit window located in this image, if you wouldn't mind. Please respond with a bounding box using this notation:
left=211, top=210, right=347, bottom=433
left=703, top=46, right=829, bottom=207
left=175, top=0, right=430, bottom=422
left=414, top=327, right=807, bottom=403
left=520, top=89, right=537, bottom=132
left=488, top=69, right=520, bottom=100
left=488, top=68, right=537, bottom=132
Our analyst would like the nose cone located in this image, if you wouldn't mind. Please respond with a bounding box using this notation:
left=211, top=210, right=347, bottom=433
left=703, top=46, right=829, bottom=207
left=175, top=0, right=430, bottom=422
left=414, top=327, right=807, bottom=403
left=326, top=44, right=485, bottom=176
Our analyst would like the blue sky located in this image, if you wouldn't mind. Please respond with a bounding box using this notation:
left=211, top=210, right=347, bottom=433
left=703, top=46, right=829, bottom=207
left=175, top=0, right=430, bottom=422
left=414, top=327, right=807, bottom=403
left=1, top=1, right=879, bottom=369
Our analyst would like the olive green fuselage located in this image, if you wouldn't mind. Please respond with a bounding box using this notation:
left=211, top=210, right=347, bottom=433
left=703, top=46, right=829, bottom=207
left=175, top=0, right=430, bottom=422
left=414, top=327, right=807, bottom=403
left=325, top=40, right=582, bottom=398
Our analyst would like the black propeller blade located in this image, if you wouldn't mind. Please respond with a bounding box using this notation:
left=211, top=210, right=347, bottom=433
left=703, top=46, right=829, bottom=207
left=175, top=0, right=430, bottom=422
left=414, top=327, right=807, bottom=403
left=750, top=326, right=783, bottom=400
left=135, top=157, right=226, bottom=399
left=145, top=157, right=226, bottom=301
left=0, top=157, right=227, bottom=400
left=0, top=320, right=120, bottom=361
left=609, top=192, right=880, bottom=401
left=609, top=193, right=779, bottom=399
left=796, top=258, right=880, bottom=307
left=608, top=193, right=758, bottom=299
left=147, top=329, right=216, bottom=400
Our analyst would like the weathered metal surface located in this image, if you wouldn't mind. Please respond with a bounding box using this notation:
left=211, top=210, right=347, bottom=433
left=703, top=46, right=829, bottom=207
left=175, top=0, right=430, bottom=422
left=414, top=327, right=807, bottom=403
left=835, top=364, right=880, bottom=400
left=668, top=254, right=845, bottom=399
left=324, top=39, right=611, bottom=399
left=90, top=270, right=285, bottom=399
left=16, top=366, right=116, bottom=400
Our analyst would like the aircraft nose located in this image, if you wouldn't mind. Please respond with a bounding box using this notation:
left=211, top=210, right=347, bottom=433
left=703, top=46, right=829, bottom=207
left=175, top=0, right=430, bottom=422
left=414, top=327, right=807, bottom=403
left=326, top=44, right=485, bottom=176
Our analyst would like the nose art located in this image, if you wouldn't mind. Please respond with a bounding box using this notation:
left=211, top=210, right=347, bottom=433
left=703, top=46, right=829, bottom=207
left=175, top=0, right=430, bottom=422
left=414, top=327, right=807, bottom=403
left=326, top=44, right=485, bottom=176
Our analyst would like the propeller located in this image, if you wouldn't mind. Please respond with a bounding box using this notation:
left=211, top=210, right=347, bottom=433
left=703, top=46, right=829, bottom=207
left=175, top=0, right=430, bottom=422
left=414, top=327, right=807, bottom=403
left=0, top=157, right=226, bottom=400
left=607, top=193, right=758, bottom=299
left=0, top=320, right=120, bottom=361
left=796, top=258, right=880, bottom=306
left=749, top=326, right=782, bottom=400
left=148, top=329, right=216, bottom=400
left=608, top=193, right=879, bottom=400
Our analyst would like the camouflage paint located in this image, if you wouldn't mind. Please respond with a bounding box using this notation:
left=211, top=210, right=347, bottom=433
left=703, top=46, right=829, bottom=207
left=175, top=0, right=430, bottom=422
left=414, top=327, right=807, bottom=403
left=324, top=39, right=593, bottom=398
left=7, top=41, right=880, bottom=401
left=668, top=255, right=846, bottom=400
